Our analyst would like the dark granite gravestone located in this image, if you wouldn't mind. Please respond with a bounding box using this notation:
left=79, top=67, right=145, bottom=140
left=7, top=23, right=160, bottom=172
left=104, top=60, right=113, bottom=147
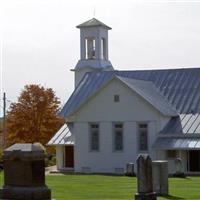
left=0, top=143, right=52, bottom=200
left=135, top=154, right=157, bottom=200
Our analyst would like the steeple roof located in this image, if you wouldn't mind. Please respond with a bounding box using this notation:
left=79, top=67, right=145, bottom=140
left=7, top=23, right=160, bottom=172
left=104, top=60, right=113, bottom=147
left=76, top=18, right=111, bottom=30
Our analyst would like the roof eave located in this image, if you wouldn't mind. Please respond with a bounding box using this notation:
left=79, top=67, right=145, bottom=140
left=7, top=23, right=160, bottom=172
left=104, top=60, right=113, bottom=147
left=76, top=18, right=112, bottom=30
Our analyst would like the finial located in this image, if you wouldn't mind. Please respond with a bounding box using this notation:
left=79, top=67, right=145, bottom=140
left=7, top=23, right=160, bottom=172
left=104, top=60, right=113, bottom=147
left=93, top=7, right=96, bottom=18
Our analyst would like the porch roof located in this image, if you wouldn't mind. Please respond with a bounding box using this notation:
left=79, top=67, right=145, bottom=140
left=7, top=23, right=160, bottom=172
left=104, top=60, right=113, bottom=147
left=153, top=137, right=200, bottom=150
left=160, top=114, right=200, bottom=135
left=48, top=124, right=74, bottom=146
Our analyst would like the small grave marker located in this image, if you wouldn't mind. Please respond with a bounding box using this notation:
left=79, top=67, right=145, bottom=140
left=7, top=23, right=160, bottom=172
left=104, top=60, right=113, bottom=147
left=174, top=158, right=185, bottom=177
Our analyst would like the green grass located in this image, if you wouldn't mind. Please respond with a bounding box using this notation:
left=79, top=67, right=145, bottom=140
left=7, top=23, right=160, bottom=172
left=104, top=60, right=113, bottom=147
left=46, top=175, right=200, bottom=200
left=1, top=173, right=200, bottom=199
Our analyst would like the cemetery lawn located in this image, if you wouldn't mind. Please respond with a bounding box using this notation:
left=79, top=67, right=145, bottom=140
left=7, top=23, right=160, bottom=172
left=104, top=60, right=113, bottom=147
left=1, top=173, right=200, bottom=199
left=46, top=175, right=200, bottom=200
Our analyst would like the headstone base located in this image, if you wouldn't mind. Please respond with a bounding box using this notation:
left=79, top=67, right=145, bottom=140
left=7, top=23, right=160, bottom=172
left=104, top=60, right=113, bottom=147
left=0, top=186, right=51, bottom=200
left=135, top=192, right=157, bottom=200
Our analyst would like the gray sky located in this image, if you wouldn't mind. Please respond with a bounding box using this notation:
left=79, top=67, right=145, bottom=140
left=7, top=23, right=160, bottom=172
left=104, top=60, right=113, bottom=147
left=1, top=0, right=200, bottom=116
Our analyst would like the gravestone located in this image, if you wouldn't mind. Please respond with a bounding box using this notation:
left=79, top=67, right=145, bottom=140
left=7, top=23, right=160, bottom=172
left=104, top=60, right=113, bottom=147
left=174, top=158, right=185, bottom=177
left=135, top=154, right=157, bottom=200
left=0, top=143, right=52, bottom=200
left=125, top=163, right=135, bottom=176
left=152, top=160, right=168, bottom=195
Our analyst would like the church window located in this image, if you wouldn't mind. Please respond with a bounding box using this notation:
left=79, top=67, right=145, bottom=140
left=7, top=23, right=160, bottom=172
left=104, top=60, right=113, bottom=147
left=90, top=123, right=99, bottom=151
left=138, top=123, right=148, bottom=151
left=114, top=95, right=120, bottom=102
left=113, top=123, right=123, bottom=151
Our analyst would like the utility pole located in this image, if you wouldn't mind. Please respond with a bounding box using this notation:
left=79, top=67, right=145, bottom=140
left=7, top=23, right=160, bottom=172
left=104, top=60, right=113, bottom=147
left=3, top=92, right=6, bottom=149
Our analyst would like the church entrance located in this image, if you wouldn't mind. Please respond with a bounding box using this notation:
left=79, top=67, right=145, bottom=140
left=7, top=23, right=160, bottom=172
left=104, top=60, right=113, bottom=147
left=65, top=146, right=74, bottom=168
left=189, top=150, right=200, bottom=172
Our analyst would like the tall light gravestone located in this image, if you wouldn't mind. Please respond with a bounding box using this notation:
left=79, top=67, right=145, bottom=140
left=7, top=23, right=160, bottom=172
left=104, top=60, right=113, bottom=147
left=152, top=160, right=168, bottom=195
left=0, top=143, right=52, bottom=200
left=135, top=154, right=157, bottom=200
left=174, top=158, right=185, bottom=177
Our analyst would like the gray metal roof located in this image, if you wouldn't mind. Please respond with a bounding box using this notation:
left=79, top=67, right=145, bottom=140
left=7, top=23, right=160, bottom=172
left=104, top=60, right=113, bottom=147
left=60, top=68, right=200, bottom=118
left=117, top=76, right=178, bottom=116
left=48, top=124, right=74, bottom=145
left=160, top=114, right=200, bottom=134
left=76, top=18, right=111, bottom=30
left=75, top=59, right=113, bottom=70
left=153, top=137, right=200, bottom=150
left=154, top=113, right=200, bottom=150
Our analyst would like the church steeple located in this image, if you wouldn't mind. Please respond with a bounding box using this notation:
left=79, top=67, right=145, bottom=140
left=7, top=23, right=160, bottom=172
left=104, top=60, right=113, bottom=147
left=73, top=18, right=113, bottom=87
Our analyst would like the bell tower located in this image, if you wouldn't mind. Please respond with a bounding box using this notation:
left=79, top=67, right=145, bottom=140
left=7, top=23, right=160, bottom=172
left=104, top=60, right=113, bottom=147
left=73, top=18, right=113, bottom=87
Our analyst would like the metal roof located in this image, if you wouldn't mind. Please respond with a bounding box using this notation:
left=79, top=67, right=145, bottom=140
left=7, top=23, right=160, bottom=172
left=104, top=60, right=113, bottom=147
left=154, top=113, right=200, bottom=150
left=153, top=137, right=200, bottom=150
left=60, top=68, right=200, bottom=118
left=48, top=124, right=74, bottom=145
left=76, top=18, right=111, bottom=30
left=117, top=76, right=178, bottom=116
left=160, top=114, right=200, bottom=134
left=74, top=59, right=113, bottom=70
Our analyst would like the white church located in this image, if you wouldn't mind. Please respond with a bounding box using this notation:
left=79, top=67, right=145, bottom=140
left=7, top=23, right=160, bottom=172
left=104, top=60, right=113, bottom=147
left=48, top=18, right=200, bottom=174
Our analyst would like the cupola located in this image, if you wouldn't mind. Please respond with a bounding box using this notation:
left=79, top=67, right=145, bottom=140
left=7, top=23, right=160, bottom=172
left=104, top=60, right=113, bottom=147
left=73, top=18, right=114, bottom=87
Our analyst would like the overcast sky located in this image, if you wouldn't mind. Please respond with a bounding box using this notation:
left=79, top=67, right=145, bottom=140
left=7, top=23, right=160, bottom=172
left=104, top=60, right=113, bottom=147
left=1, top=0, right=200, bottom=116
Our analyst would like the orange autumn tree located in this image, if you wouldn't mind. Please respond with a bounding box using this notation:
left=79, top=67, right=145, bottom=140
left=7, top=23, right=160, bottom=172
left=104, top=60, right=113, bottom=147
left=6, top=84, right=64, bottom=149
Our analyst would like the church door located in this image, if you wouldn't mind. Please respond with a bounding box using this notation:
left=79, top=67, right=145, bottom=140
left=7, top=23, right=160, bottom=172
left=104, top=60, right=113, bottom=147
left=189, top=150, right=200, bottom=171
left=65, top=146, right=74, bottom=168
